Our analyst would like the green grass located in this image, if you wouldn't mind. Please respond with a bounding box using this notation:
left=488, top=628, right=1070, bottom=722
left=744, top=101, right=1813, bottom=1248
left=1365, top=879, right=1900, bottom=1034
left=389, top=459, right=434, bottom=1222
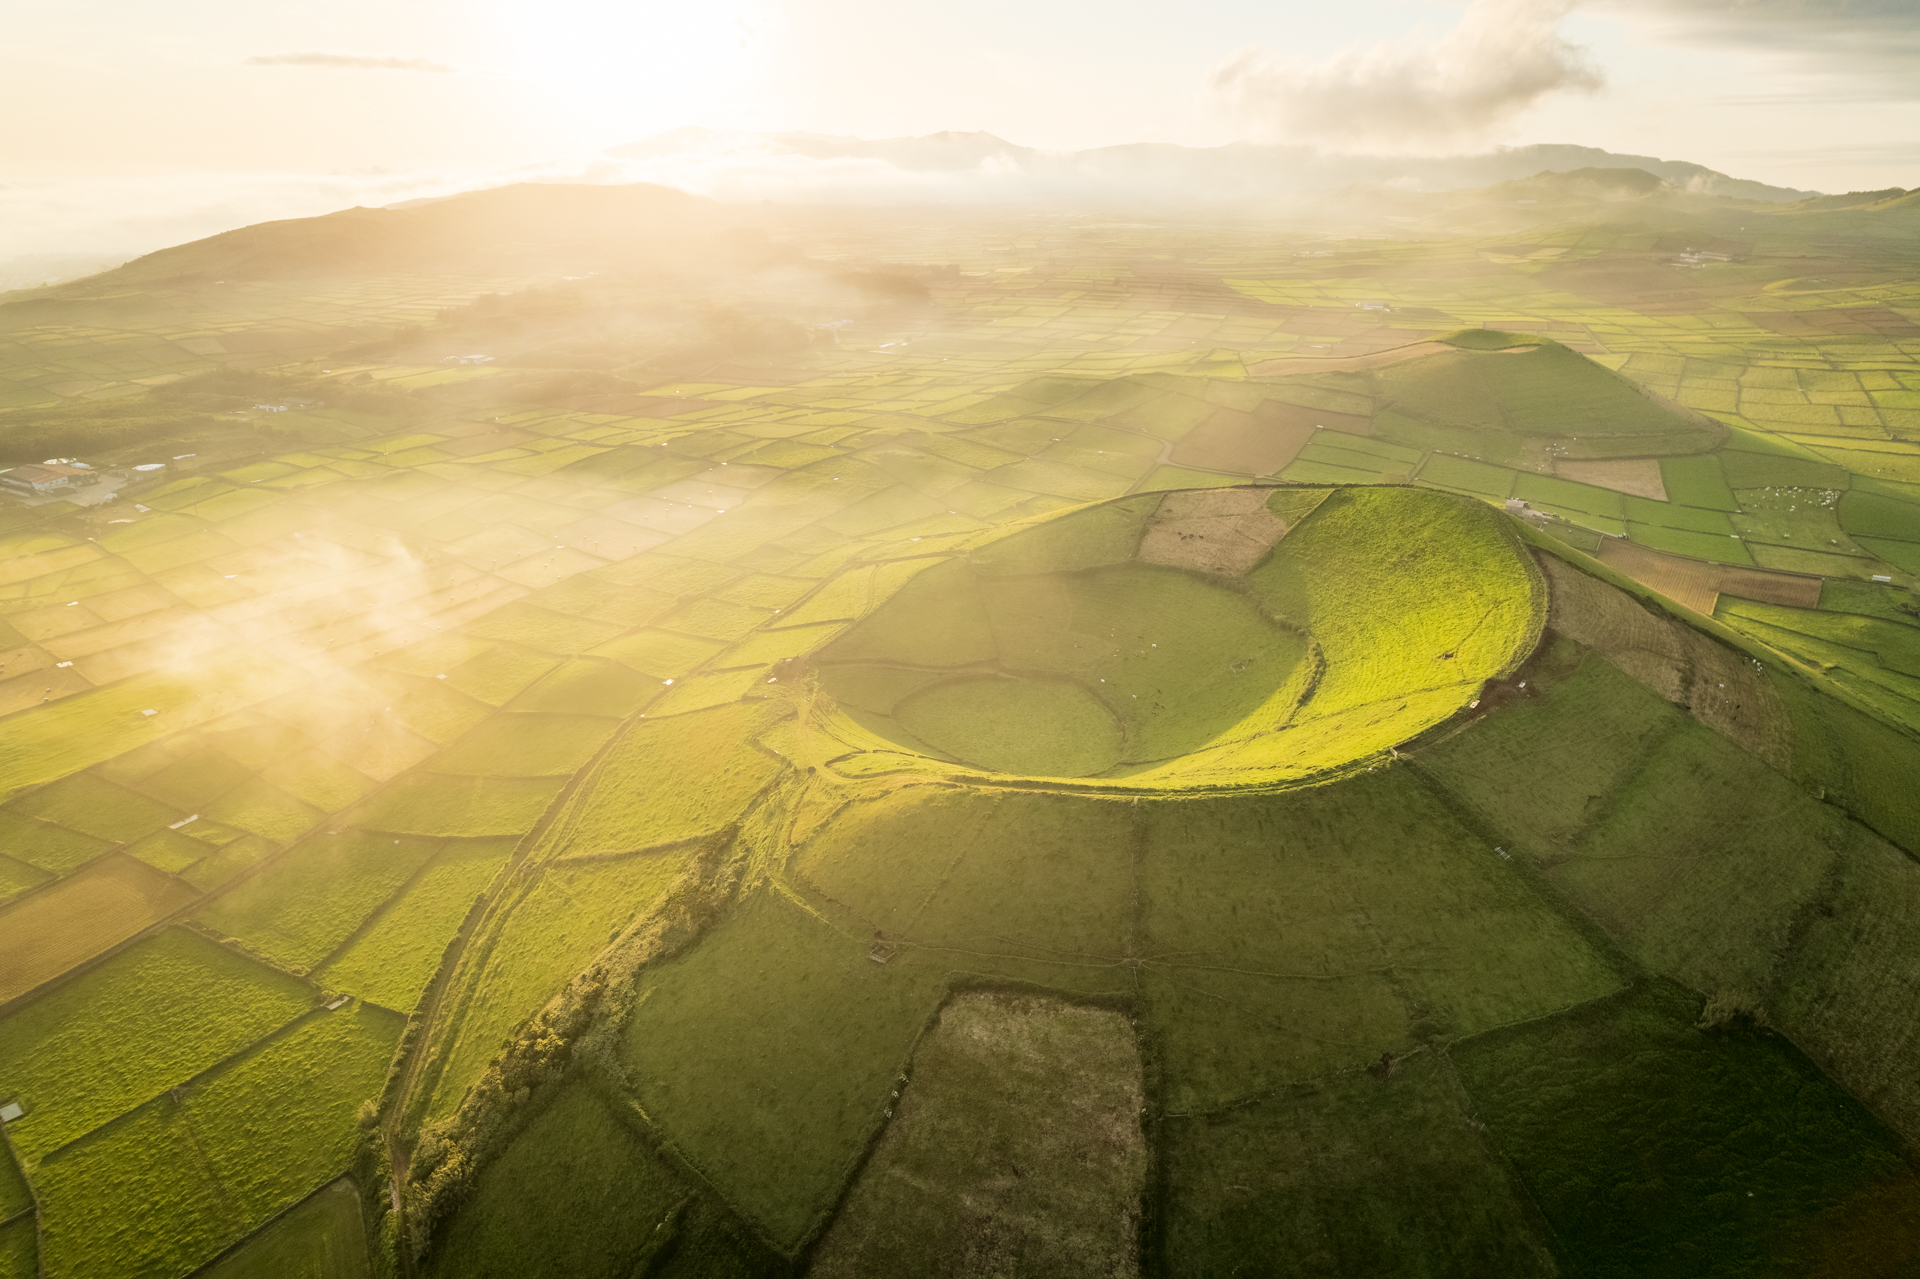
left=441, top=647, right=561, bottom=707
left=796, top=788, right=1134, bottom=960
left=1624, top=495, right=1737, bottom=533
left=966, top=496, right=1153, bottom=575
left=317, top=838, right=513, bottom=1012
left=7, top=771, right=182, bottom=844
left=426, top=714, right=619, bottom=777
left=1772, top=826, right=1920, bottom=1148
left=1627, top=522, right=1753, bottom=563
left=1243, top=486, right=1542, bottom=756
left=0, top=1137, right=30, bottom=1219
left=1140, top=772, right=1622, bottom=1112
left=462, top=603, right=625, bottom=655
left=1420, top=453, right=1514, bottom=497
left=0, top=810, right=110, bottom=874
left=589, top=628, right=724, bottom=678
left=189, top=1003, right=402, bottom=1221
left=0, top=927, right=312, bottom=1164
left=200, top=1179, right=368, bottom=1279
left=894, top=676, right=1123, bottom=776
left=204, top=777, right=326, bottom=844
left=260, top=750, right=380, bottom=813
left=1820, top=576, right=1920, bottom=625
left=1718, top=450, right=1851, bottom=490
left=0, top=1218, right=32, bottom=1279
left=196, top=831, right=443, bottom=972
left=1659, top=454, right=1740, bottom=510
left=1838, top=485, right=1920, bottom=542
left=427, top=851, right=693, bottom=1120
left=1549, top=720, right=1843, bottom=1010
left=0, top=852, right=48, bottom=901
left=504, top=659, right=663, bottom=716
left=1511, top=472, right=1626, bottom=519
left=1374, top=342, right=1721, bottom=453
left=422, top=1085, right=689, bottom=1279
left=1455, top=981, right=1920, bottom=1279
left=531, top=701, right=785, bottom=859
left=1414, top=644, right=1686, bottom=858
left=1725, top=597, right=1920, bottom=677
left=34, top=1099, right=232, bottom=1279
left=349, top=774, right=564, bottom=838
left=811, top=993, right=1147, bottom=1277
left=1163, top=1051, right=1555, bottom=1277
left=0, top=647, right=305, bottom=801
left=823, top=555, right=1314, bottom=775
left=621, top=891, right=950, bottom=1249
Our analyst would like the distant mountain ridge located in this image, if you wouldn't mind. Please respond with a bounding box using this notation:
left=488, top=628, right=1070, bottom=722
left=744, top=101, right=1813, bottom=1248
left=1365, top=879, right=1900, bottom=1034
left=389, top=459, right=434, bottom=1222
left=606, top=128, right=1819, bottom=203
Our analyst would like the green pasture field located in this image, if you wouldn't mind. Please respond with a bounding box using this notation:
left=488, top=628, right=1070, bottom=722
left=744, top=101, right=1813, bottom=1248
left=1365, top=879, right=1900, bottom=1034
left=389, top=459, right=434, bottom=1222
left=811, top=993, right=1146, bottom=1277
left=427, top=850, right=693, bottom=1120
left=1140, top=773, right=1622, bottom=1111
left=0, top=852, right=48, bottom=901
left=1162, top=1051, right=1554, bottom=1277
left=34, top=1004, right=398, bottom=1279
left=183, top=833, right=279, bottom=892
left=1772, top=827, right=1920, bottom=1147
left=440, top=646, right=561, bottom=707
left=1724, top=597, right=1920, bottom=677
left=426, top=714, right=619, bottom=777
left=1838, top=484, right=1920, bottom=542
left=8, top=770, right=183, bottom=844
left=0, top=1139, right=30, bottom=1219
left=1549, top=720, right=1842, bottom=1009
left=893, top=676, right=1122, bottom=775
left=422, top=1085, right=775, bottom=1279
left=1412, top=642, right=1687, bottom=857
left=317, top=838, right=513, bottom=1011
left=621, top=891, right=950, bottom=1249
left=590, top=628, right=723, bottom=679
left=200, top=1179, right=369, bottom=1279
left=189, top=1003, right=401, bottom=1220
left=1244, top=486, right=1542, bottom=745
left=1455, top=982, right=1920, bottom=1279
left=796, top=787, right=1134, bottom=959
left=1628, top=522, right=1754, bottom=563
left=259, top=750, right=380, bottom=814
left=0, top=809, right=109, bottom=875
left=0, top=1219, right=31, bottom=1279
left=533, top=701, right=786, bottom=859
left=348, top=773, right=564, bottom=838
left=204, top=777, right=326, bottom=845
left=131, top=746, right=254, bottom=811
left=195, top=831, right=444, bottom=971
left=0, top=854, right=204, bottom=1005
left=504, top=658, right=662, bottom=716
left=1818, top=576, right=1920, bottom=624
left=0, top=927, right=312, bottom=1164
left=33, top=1102, right=229, bottom=1279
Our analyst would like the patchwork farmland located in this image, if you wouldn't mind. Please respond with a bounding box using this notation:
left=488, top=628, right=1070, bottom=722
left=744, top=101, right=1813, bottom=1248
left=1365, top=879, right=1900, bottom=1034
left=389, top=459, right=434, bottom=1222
left=0, top=177, right=1918, bottom=1276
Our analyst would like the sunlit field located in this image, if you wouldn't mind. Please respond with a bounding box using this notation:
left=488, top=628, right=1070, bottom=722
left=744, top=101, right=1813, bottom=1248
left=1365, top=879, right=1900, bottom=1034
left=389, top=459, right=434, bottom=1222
left=2, top=174, right=1919, bottom=1277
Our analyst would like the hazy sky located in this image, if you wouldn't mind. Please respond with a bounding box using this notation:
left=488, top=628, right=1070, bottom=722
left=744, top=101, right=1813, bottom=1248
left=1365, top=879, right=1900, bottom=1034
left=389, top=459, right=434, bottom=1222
left=4, top=0, right=1918, bottom=267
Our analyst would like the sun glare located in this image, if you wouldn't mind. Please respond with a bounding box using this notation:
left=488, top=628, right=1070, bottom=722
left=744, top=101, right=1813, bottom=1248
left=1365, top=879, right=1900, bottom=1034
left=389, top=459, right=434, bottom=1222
left=495, top=0, right=769, bottom=133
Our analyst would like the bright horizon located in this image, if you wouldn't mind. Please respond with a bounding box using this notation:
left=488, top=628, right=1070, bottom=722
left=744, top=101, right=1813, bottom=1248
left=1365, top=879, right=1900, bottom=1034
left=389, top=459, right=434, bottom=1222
left=5, top=0, right=1918, bottom=273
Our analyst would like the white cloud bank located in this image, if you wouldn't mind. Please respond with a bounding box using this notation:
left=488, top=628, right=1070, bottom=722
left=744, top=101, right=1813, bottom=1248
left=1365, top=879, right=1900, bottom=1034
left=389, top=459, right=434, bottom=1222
left=1207, top=0, right=1603, bottom=152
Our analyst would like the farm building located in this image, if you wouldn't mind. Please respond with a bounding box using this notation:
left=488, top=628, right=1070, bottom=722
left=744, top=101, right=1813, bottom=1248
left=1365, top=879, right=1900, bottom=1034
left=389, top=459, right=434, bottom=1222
left=0, top=462, right=97, bottom=493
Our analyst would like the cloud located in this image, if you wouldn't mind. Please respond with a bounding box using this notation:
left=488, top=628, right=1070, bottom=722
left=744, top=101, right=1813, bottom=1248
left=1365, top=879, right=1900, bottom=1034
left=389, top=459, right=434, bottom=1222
left=245, top=52, right=456, bottom=73
left=1596, top=0, right=1920, bottom=89
left=1206, top=0, right=1603, bottom=153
